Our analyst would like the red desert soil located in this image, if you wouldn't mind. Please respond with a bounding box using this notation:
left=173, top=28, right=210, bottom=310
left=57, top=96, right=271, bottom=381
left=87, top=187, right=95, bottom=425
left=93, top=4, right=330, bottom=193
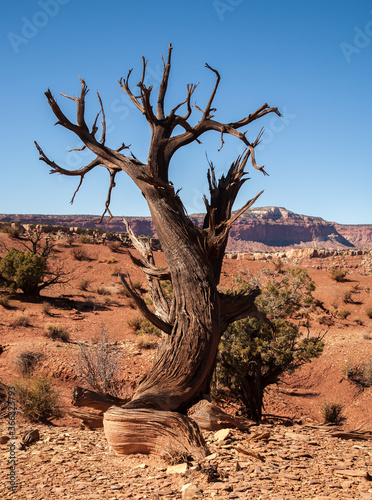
left=0, top=233, right=371, bottom=499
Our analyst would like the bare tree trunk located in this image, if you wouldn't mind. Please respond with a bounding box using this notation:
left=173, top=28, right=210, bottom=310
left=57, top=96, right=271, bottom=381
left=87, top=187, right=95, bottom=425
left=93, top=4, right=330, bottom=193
left=36, top=44, right=280, bottom=457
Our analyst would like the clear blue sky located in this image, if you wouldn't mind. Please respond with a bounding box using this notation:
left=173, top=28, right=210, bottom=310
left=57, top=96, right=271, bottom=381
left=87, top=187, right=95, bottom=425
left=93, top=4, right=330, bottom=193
left=1, top=0, right=371, bottom=224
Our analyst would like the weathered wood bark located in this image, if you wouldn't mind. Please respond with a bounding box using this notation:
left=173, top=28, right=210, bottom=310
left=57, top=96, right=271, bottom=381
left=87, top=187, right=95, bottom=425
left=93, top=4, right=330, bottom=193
left=71, top=386, right=129, bottom=412
left=69, top=408, right=104, bottom=429
left=104, top=406, right=209, bottom=459
left=36, top=44, right=280, bottom=456
left=188, top=399, right=252, bottom=431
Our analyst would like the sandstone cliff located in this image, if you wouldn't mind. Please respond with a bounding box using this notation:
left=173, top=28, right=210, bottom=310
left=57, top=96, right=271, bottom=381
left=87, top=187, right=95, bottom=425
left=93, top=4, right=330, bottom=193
left=1, top=207, right=371, bottom=252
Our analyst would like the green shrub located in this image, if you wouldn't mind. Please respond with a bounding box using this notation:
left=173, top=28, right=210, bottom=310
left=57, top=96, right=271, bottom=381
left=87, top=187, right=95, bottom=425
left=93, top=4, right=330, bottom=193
left=322, top=401, right=344, bottom=425
left=137, top=320, right=162, bottom=337
left=214, top=266, right=324, bottom=422
left=330, top=267, right=348, bottom=282
left=0, top=248, right=47, bottom=295
left=14, top=376, right=62, bottom=422
left=44, top=323, right=69, bottom=342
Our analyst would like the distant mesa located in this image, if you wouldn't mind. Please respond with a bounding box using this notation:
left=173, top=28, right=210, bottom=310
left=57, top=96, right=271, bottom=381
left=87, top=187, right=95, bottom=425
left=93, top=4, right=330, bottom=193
left=1, top=207, right=371, bottom=252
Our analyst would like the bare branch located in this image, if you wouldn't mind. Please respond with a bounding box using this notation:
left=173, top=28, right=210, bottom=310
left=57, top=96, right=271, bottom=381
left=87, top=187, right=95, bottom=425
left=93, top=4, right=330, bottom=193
left=157, top=43, right=173, bottom=120
left=224, top=190, right=264, bottom=229
left=203, top=64, right=220, bottom=119
left=70, top=176, right=84, bottom=204
left=96, top=92, right=106, bottom=145
left=60, top=76, right=89, bottom=131
left=35, top=142, right=101, bottom=177
left=123, top=218, right=172, bottom=322
left=120, top=274, right=173, bottom=334
left=119, top=70, right=145, bottom=113
left=96, top=170, right=117, bottom=224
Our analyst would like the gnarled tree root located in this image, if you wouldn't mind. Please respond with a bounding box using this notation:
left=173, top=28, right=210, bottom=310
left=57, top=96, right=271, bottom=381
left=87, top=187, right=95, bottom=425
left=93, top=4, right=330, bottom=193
left=188, top=399, right=252, bottom=431
left=103, top=406, right=209, bottom=460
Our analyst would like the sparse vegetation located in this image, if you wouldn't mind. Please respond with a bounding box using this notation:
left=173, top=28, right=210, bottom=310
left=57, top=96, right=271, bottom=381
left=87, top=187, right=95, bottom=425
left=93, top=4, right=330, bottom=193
left=14, top=375, right=62, bottom=422
left=79, top=234, right=93, bottom=244
left=330, top=267, right=348, bottom=282
left=75, top=328, right=122, bottom=396
left=11, top=313, right=30, bottom=327
left=214, top=266, right=325, bottom=422
left=127, top=315, right=143, bottom=331
left=41, top=301, right=52, bottom=315
left=343, top=359, right=372, bottom=388
left=44, top=323, right=69, bottom=342
left=322, top=400, right=345, bottom=425
left=108, top=241, right=121, bottom=253
left=365, top=306, right=372, bottom=319
left=78, top=278, right=89, bottom=291
left=136, top=334, right=156, bottom=350
left=71, top=247, right=91, bottom=261
left=14, top=350, right=42, bottom=376
left=0, top=293, right=10, bottom=308
left=96, top=286, right=111, bottom=296
left=338, top=308, right=351, bottom=319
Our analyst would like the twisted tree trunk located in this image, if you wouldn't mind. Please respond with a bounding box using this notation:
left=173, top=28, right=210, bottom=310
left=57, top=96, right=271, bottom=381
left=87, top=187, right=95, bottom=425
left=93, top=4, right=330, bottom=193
left=36, top=44, right=280, bottom=457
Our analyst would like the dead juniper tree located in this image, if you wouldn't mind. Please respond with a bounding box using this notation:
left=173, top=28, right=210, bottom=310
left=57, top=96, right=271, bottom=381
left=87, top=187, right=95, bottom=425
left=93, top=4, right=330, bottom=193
left=35, top=44, right=281, bottom=458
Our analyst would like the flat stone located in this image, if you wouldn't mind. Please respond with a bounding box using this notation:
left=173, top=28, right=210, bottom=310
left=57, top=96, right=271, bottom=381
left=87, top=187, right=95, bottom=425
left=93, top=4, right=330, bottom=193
left=166, top=463, right=188, bottom=474
left=214, top=428, right=231, bottom=442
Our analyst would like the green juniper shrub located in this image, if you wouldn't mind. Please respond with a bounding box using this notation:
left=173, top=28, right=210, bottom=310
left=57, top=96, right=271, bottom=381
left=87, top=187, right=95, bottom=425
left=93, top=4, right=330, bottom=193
left=214, top=266, right=325, bottom=422
left=0, top=248, right=47, bottom=295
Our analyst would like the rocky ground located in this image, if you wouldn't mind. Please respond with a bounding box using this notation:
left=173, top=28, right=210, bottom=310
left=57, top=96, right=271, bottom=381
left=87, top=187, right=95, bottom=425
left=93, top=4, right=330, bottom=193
left=1, top=420, right=371, bottom=499
left=0, top=232, right=372, bottom=498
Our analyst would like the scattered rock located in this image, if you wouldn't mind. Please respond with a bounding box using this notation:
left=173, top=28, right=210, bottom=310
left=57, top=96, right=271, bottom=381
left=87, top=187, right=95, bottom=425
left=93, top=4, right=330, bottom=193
left=166, top=462, right=188, bottom=474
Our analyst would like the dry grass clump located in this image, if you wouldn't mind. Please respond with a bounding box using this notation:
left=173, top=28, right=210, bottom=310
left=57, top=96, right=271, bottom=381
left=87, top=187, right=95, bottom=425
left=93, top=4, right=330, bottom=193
left=322, top=400, right=345, bottom=425
left=75, top=328, right=122, bottom=395
left=11, top=313, right=30, bottom=327
left=338, top=308, right=351, bottom=320
left=71, top=247, right=91, bottom=261
left=0, top=294, right=11, bottom=308
left=78, top=278, right=89, bottom=291
left=14, top=350, right=42, bottom=376
left=14, top=376, right=62, bottom=423
left=108, top=241, right=122, bottom=253
left=330, top=267, right=348, bottom=282
left=44, top=323, right=69, bottom=342
left=41, top=301, right=52, bottom=315
left=136, top=334, right=157, bottom=350
left=343, top=359, right=372, bottom=388
left=365, top=306, right=372, bottom=319
left=96, top=286, right=111, bottom=296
